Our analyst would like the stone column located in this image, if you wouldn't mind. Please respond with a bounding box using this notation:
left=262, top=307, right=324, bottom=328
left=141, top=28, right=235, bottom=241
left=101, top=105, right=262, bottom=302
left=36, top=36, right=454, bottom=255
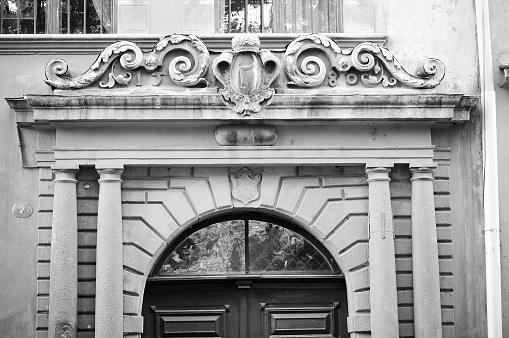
left=48, top=168, right=79, bottom=338
left=410, top=166, right=442, bottom=338
left=95, top=168, right=124, bottom=338
left=366, top=167, right=399, bottom=338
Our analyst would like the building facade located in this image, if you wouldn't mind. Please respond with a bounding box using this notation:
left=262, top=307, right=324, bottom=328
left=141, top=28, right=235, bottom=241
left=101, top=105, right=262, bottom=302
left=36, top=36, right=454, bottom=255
left=0, top=1, right=494, bottom=337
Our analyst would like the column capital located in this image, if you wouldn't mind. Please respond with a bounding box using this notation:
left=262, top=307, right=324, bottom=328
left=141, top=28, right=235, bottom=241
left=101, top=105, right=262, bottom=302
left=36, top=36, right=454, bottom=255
left=97, top=168, right=123, bottom=183
left=52, top=168, right=78, bottom=183
left=366, top=167, right=392, bottom=182
left=410, top=166, right=435, bottom=181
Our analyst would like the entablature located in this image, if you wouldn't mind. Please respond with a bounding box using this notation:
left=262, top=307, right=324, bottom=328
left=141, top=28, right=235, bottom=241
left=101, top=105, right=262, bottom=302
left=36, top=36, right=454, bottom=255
left=8, top=93, right=477, bottom=126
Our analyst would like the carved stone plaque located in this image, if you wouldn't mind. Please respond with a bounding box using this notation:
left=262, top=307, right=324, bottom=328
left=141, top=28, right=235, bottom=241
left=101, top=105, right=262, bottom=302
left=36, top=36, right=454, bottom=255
left=230, top=168, right=261, bottom=204
left=12, top=202, right=33, bottom=218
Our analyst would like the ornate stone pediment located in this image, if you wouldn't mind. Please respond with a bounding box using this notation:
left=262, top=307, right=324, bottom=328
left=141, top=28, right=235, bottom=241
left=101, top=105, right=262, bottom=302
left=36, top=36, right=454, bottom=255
left=45, top=34, right=210, bottom=89
left=43, top=33, right=446, bottom=115
left=284, top=34, right=445, bottom=89
left=212, top=34, right=281, bottom=116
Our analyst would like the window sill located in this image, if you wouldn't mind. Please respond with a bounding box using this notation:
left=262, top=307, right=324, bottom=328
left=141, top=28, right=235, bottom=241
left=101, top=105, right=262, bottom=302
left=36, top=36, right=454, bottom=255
left=0, top=33, right=388, bottom=55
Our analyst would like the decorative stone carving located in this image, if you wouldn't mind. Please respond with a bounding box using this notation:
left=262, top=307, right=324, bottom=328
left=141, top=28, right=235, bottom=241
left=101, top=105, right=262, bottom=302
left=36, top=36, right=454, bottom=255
left=45, top=34, right=209, bottom=89
left=284, top=34, right=445, bottom=89
left=212, top=34, right=281, bottom=116
left=230, top=167, right=261, bottom=204
left=215, top=124, right=278, bottom=146
left=500, top=64, right=509, bottom=88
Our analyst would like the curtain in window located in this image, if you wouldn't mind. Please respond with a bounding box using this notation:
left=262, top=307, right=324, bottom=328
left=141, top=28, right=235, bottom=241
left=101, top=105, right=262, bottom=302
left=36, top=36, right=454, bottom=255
left=218, top=0, right=340, bottom=33
left=91, top=0, right=111, bottom=33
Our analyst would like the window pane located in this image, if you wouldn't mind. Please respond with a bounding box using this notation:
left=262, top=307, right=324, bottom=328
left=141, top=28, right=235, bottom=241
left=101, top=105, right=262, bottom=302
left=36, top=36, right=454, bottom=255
left=260, top=0, right=341, bottom=33
left=1, top=18, right=17, bottom=33
left=3, top=0, right=19, bottom=18
left=248, top=220, right=334, bottom=274
left=262, top=0, right=273, bottom=32
left=19, top=18, right=33, bottom=32
left=85, top=0, right=101, bottom=33
left=247, top=0, right=260, bottom=33
left=156, top=220, right=246, bottom=276
left=218, top=0, right=228, bottom=32
left=70, top=0, right=84, bottom=33
left=36, top=0, right=45, bottom=33
left=60, top=0, right=67, bottom=33
left=230, top=0, right=244, bottom=33
left=19, top=0, right=34, bottom=18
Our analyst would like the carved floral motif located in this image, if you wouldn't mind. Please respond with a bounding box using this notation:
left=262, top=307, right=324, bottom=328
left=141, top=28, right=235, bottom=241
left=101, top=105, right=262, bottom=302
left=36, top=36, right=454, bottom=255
left=284, top=34, right=445, bottom=89
left=45, top=34, right=209, bottom=89
left=212, top=34, right=281, bottom=116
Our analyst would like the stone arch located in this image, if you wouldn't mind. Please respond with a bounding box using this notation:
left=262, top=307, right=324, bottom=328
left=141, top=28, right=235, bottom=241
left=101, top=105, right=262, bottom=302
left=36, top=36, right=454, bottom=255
left=121, top=167, right=370, bottom=335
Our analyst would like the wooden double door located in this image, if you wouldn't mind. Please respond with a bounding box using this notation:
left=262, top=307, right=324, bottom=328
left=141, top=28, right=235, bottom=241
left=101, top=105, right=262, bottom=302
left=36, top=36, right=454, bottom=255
left=142, top=278, right=348, bottom=338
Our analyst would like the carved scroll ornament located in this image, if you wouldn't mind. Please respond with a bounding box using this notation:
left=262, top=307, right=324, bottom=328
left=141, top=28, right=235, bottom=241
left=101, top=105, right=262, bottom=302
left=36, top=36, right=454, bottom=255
left=284, top=34, right=445, bottom=89
left=212, top=34, right=281, bottom=116
left=45, top=34, right=209, bottom=89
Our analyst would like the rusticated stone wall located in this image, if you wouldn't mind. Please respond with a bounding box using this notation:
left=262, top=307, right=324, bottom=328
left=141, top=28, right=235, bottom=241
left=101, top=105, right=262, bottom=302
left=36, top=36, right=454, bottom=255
left=36, top=164, right=453, bottom=338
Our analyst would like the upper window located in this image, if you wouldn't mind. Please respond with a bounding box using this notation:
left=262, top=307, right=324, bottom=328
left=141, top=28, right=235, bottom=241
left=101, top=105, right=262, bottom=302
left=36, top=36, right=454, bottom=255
left=1, top=0, right=112, bottom=33
left=1, top=0, right=376, bottom=34
left=152, top=215, right=341, bottom=277
left=218, top=0, right=341, bottom=34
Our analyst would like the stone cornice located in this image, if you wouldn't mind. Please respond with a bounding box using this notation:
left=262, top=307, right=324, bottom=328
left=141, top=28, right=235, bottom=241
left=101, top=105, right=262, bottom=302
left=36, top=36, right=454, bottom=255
left=0, top=33, right=388, bottom=55
left=6, top=93, right=477, bottom=124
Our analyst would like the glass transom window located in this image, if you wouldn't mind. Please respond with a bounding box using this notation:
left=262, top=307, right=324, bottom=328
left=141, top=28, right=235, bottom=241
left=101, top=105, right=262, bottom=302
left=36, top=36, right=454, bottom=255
left=153, top=216, right=341, bottom=277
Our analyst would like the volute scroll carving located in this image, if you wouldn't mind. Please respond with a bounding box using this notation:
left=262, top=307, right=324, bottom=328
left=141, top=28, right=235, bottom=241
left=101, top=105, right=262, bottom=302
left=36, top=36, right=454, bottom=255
left=45, top=34, right=210, bottom=89
left=212, top=34, right=282, bottom=116
left=284, top=34, right=445, bottom=89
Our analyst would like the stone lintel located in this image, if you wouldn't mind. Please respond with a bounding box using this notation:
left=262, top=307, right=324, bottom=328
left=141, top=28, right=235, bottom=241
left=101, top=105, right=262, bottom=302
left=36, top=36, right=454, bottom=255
left=6, top=94, right=476, bottom=125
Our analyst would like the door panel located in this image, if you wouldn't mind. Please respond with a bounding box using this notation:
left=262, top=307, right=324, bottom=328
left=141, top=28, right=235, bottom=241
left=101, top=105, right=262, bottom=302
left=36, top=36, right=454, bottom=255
left=152, top=306, right=229, bottom=337
left=262, top=305, right=336, bottom=337
left=143, top=279, right=347, bottom=338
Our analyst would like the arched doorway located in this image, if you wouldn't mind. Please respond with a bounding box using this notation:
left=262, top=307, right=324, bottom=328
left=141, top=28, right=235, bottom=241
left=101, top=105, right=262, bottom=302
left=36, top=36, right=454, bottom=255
left=142, top=213, right=349, bottom=337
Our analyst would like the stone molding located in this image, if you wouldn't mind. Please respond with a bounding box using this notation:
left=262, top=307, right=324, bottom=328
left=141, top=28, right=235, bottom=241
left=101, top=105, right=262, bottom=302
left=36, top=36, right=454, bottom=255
left=0, top=33, right=388, bottom=55
left=8, top=94, right=477, bottom=123
left=38, top=33, right=450, bottom=115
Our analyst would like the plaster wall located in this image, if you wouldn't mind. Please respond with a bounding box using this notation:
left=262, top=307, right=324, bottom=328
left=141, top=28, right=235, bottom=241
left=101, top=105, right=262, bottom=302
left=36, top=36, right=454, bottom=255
left=0, top=54, right=95, bottom=338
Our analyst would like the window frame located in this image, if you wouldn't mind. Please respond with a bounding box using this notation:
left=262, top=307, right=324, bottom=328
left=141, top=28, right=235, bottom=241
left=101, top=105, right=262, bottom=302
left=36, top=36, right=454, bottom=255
left=149, top=212, right=343, bottom=280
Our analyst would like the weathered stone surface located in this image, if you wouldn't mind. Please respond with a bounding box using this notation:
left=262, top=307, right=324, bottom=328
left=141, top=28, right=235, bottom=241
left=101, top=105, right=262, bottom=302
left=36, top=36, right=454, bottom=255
left=327, top=215, right=368, bottom=253
left=122, top=203, right=178, bottom=239
left=195, top=167, right=233, bottom=209
left=170, top=178, right=216, bottom=216
left=145, top=190, right=197, bottom=228
left=276, top=177, right=320, bottom=214
left=123, top=219, right=164, bottom=256
left=341, top=242, right=368, bottom=272
left=123, top=245, right=152, bottom=275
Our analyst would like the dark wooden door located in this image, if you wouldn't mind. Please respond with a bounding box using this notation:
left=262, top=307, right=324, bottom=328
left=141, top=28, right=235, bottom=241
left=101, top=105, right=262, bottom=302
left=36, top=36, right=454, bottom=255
left=142, top=278, right=348, bottom=338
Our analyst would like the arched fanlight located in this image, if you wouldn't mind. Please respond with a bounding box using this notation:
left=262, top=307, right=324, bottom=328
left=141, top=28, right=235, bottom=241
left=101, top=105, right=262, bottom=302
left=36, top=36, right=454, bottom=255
left=152, top=214, right=341, bottom=277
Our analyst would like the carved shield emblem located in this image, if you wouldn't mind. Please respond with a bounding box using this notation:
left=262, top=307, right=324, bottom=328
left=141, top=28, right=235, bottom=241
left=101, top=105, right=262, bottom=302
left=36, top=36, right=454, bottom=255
left=212, top=34, right=281, bottom=116
left=230, top=168, right=261, bottom=204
